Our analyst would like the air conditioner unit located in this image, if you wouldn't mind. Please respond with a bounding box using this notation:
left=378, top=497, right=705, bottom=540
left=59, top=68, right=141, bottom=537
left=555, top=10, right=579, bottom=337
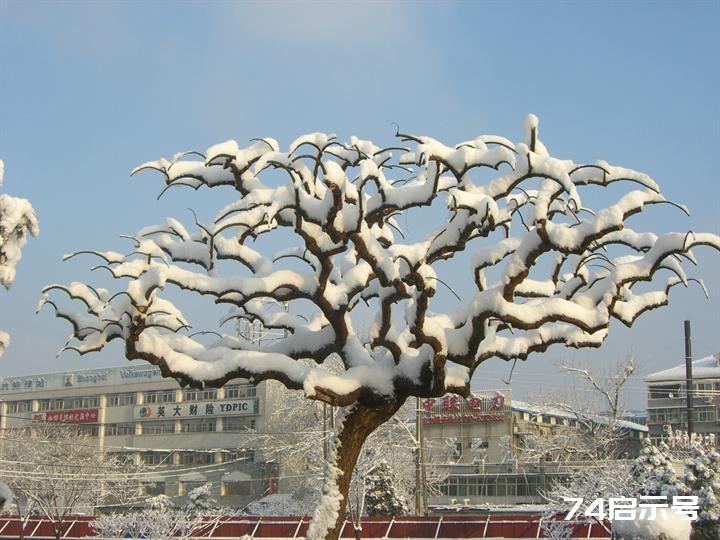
left=703, top=396, right=713, bottom=404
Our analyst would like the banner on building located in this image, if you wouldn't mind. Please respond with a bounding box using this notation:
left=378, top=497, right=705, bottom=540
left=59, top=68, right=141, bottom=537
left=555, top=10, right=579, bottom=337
left=33, top=409, right=99, bottom=424
left=422, top=391, right=510, bottom=424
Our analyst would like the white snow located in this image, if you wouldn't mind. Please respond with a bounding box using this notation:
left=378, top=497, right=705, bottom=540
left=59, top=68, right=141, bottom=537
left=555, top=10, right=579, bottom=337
left=612, top=508, right=691, bottom=540
left=0, top=482, right=12, bottom=512
left=646, top=354, right=720, bottom=383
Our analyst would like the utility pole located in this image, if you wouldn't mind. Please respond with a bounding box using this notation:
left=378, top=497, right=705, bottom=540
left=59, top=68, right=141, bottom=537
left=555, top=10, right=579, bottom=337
left=323, top=403, right=328, bottom=482
left=685, top=320, right=694, bottom=437
left=414, top=396, right=427, bottom=514
left=415, top=397, right=421, bottom=514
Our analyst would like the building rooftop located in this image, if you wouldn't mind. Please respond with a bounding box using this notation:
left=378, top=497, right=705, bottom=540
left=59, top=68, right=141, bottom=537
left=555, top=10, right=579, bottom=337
left=645, top=353, right=720, bottom=384
left=511, top=399, right=648, bottom=433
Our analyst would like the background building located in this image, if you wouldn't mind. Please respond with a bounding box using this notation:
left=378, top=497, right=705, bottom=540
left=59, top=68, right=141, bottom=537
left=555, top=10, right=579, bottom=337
left=0, top=364, right=276, bottom=509
left=645, top=353, right=720, bottom=442
left=422, top=390, right=647, bottom=506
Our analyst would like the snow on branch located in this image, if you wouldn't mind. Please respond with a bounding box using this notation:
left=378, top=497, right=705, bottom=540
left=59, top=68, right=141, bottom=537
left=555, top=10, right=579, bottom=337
left=42, top=116, right=719, bottom=406
left=0, top=159, right=38, bottom=355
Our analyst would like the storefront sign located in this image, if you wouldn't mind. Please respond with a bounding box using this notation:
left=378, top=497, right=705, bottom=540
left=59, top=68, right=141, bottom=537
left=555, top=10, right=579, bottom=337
left=134, top=399, right=258, bottom=419
left=33, top=409, right=99, bottom=424
left=422, top=391, right=509, bottom=424
left=424, top=413, right=506, bottom=424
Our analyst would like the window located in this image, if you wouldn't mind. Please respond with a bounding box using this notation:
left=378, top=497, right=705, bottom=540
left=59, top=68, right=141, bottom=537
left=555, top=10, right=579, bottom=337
left=222, top=481, right=251, bottom=496
left=697, top=408, right=716, bottom=423
left=112, top=453, right=136, bottom=466
left=470, top=438, right=489, bottom=450
left=452, top=440, right=462, bottom=460
left=141, top=421, right=175, bottom=435
left=72, top=396, right=99, bottom=409
left=439, top=475, right=541, bottom=499
left=144, top=390, right=175, bottom=404
left=180, top=481, right=207, bottom=496
left=107, top=393, right=136, bottom=407
left=224, top=385, right=256, bottom=399
left=7, top=400, right=32, bottom=413
left=223, top=418, right=256, bottom=432
left=185, top=388, right=217, bottom=401
left=105, top=423, right=136, bottom=436
left=77, top=425, right=99, bottom=436
left=650, top=384, right=682, bottom=399
left=648, top=408, right=683, bottom=425
left=141, top=482, right=165, bottom=496
left=180, top=452, right=215, bottom=465
left=181, top=419, right=215, bottom=433
left=224, top=449, right=255, bottom=463
left=39, top=399, right=66, bottom=411
left=695, top=382, right=714, bottom=397
left=142, top=452, right=171, bottom=466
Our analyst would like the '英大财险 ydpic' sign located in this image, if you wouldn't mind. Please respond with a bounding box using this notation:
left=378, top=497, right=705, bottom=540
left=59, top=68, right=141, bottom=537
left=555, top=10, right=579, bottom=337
left=33, top=409, right=99, bottom=424
left=134, top=399, right=258, bottom=419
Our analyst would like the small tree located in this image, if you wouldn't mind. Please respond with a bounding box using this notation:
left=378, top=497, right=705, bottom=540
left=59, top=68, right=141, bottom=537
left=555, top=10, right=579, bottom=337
left=681, top=442, right=720, bottom=540
left=363, top=461, right=409, bottom=516
left=0, top=159, right=38, bottom=354
left=43, top=116, right=720, bottom=539
left=516, top=355, right=639, bottom=463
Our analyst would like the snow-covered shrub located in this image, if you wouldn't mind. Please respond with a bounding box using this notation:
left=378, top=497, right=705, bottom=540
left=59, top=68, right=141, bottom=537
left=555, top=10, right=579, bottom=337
left=146, top=493, right=174, bottom=511
left=184, top=482, right=217, bottom=513
left=632, top=439, right=685, bottom=498
left=681, top=442, right=720, bottom=540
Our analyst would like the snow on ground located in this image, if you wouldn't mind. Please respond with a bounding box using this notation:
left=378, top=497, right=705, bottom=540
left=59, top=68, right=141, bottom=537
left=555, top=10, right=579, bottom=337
left=612, top=508, right=691, bottom=539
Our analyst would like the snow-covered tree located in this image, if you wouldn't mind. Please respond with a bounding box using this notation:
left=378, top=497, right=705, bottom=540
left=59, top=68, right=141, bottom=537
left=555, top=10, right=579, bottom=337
left=0, top=159, right=38, bottom=354
left=92, top=505, right=219, bottom=540
left=545, top=440, right=692, bottom=540
left=632, top=439, right=685, bottom=499
left=94, top=482, right=226, bottom=540
left=183, top=482, right=217, bottom=513
left=363, top=460, right=409, bottom=516
left=1, top=425, right=142, bottom=540
left=42, top=116, right=720, bottom=540
left=518, top=355, right=640, bottom=462
left=680, top=442, right=720, bottom=540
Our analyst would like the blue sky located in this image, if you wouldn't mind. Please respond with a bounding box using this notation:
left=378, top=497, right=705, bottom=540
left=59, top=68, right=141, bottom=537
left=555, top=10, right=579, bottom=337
left=0, top=1, right=718, bottom=408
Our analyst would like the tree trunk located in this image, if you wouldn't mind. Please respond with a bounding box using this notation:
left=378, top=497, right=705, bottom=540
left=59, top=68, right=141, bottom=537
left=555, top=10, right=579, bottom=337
left=306, top=401, right=400, bottom=540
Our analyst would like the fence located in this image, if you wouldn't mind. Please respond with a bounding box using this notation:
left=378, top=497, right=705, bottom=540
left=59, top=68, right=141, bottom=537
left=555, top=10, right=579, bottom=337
left=0, top=513, right=611, bottom=538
